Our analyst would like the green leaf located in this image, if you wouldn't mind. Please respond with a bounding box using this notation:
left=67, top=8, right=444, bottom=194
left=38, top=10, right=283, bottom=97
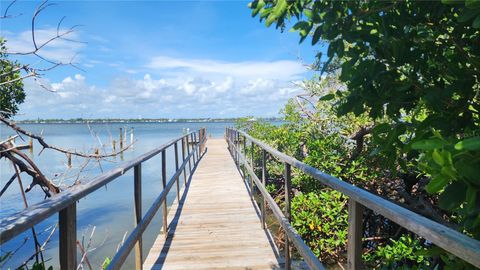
left=265, top=14, right=277, bottom=27
left=271, top=0, right=287, bottom=18
left=411, top=138, right=446, bottom=150
left=291, top=21, right=310, bottom=31
left=312, top=26, right=322, bottom=45
left=319, top=93, right=335, bottom=101
left=454, top=158, right=479, bottom=182
left=466, top=188, right=477, bottom=207
left=440, top=166, right=457, bottom=179
left=466, top=0, right=480, bottom=9
left=426, top=174, right=449, bottom=193
left=291, top=21, right=313, bottom=43
left=454, top=136, right=480, bottom=150
left=473, top=15, right=480, bottom=28
left=251, top=0, right=266, bottom=17
left=432, top=149, right=444, bottom=166
left=439, top=181, right=467, bottom=210
left=457, top=8, right=479, bottom=22
left=441, top=0, right=461, bottom=4
left=304, top=9, right=313, bottom=19
left=327, top=41, right=336, bottom=58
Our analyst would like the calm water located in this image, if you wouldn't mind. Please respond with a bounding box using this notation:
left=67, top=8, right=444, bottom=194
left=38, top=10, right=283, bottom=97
left=0, top=121, right=240, bottom=269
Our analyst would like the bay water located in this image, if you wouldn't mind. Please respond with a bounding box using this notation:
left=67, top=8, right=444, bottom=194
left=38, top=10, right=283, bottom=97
left=0, top=121, right=241, bottom=269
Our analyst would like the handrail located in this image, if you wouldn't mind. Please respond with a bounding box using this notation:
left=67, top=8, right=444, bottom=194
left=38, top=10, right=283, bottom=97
left=107, top=134, right=207, bottom=270
left=225, top=128, right=480, bottom=270
left=0, top=128, right=208, bottom=270
left=226, top=134, right=325, bottom=270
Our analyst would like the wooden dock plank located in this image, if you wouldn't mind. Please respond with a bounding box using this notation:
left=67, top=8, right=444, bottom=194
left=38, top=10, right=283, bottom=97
left=143, top=139, right=281, bottom=270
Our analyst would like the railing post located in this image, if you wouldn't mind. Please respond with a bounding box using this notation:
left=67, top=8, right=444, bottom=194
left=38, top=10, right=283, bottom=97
left=174, top=142, right=180, bottom=203
left=190, top=132, right=196, bottom=163
left=182, top=137, right=187, bottom=185
left=233, top=131, right=237, bottom=164
left=59, top=203, right=77, bottom=270
left=243, top=136, right=247, bottom=181
left=194, top=132, right=198, bottom=159
left=250, top=141, right=254, bottom=196
left=133, top=164, right=142, bottom=270
left=186, top=135, right=192, bottom=173
left=347, top=199, right=364, bottom=270
left=284, top=162, right=291, bottom=270
left=161, top=149, right=168, bottom=238
left=261, top=149, right=266, bottom=230
left=236, top=132, right=240, bottom=166
left=200, top=128, right=205, bottom=154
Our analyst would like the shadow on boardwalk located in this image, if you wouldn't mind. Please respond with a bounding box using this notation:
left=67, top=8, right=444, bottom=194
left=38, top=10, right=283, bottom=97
left=144, top=139, right=281, bottom=270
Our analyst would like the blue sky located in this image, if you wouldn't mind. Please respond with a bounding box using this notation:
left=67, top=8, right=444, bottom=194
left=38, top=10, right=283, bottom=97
left=1, top=1, right=323, bottom=119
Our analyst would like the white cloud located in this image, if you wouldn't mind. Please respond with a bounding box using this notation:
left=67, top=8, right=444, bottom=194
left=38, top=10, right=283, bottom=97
left=17, top=71, right=303, bottom=119
left=14, top=52, right=307, bottom=119
left=240, top=78, right=275, bottom=95
left=147, top=55, right=306, bottom=80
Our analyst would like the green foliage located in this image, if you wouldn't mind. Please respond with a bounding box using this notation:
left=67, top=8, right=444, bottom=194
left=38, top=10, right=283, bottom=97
left=249, top=0, right=480, bottom=266
left=102, top=257, right=111, bottom=270
left=17, top=262, right=53, bottom=270
left=237, top=76, right=400, bottom=265
left=413, top=133, right=480, bottom=237
left=291, top=190, right=348, bottom=263
left=0, top=38, right=26, bottom=118
left=363, top=235, right=429, bottom=269
left=31, top=262, right=53, bottom=270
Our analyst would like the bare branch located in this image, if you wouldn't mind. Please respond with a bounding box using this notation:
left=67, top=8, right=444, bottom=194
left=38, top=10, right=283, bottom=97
left=0, top=145, right=59, bottom=195
left=1, top=116, right=134, bottom=159
left=0, top=173, right=17, bottom=197
left=295, top=94, right=319, bottom=122
left=12, top=161, right=45, bottom=263
left=0, top=0, right=22, bottom=19
left=1, top=0, right=86, bottom=88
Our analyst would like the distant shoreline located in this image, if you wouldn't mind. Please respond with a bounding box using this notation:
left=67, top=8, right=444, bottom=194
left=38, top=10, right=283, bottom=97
left=13, top=117, right=282, bottom=124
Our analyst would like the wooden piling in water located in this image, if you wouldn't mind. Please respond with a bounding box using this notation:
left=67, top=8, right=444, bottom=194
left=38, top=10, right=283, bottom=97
left=119, top=128, right=124, bottom=150
left=130, top=127, right=134, bottom=146
left=29, top=138, right=33, bottom=153
left=67, top=153, right=72, bottom=168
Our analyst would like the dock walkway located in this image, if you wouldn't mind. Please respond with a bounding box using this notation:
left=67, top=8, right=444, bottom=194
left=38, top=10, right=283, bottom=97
left=143, top=139, right=281, bottom=270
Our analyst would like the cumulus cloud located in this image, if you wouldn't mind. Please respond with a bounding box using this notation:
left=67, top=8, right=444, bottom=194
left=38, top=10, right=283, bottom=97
left=15, top=53, right=307, bottom=119
left=17, top=71, right=303, bottom=119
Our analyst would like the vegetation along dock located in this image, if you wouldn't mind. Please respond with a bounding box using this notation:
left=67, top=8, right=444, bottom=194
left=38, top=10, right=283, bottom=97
left=1, top=128, right=479, bottom=269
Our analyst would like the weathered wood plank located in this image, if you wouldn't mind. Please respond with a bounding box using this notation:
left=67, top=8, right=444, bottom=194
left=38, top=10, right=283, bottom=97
left=144, top=139, right=280, bottom=270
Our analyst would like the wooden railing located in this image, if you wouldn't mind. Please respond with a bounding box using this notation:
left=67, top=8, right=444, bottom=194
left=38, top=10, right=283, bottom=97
left=225, top=128, right=480, bottom=270
left=0, top=128, right=207, bottom=270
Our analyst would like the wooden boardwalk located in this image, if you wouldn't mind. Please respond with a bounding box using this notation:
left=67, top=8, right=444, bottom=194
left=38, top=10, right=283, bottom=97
left=143, top=139, right=281, bottom=270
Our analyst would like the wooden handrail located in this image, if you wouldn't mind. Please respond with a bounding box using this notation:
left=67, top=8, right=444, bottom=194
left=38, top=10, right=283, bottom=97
left=0, top=128, right=208, bottom=270
left=107, top=138, right=204, bottom=269
left=225, top=127, right=480, bottom=269
left=225, top=130, right=325, bottom=270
